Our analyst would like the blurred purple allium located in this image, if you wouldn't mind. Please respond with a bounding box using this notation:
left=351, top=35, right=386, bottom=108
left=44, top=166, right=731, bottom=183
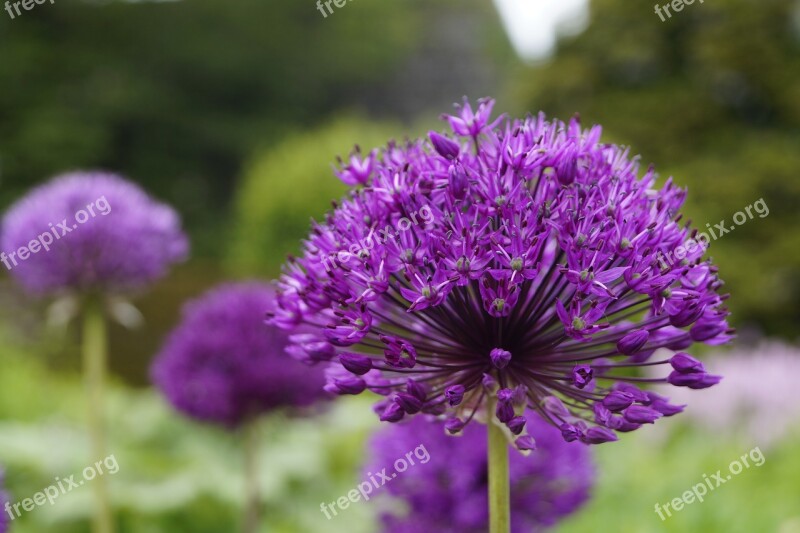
left=151, top=282, right=329, bottom=428
left=0, top=469, right=8, bottom=533
left=651, top=341, right=800, bottom=447
left=1, top=171, right=188, bottom=295
left=270, top=98, right=732, bottom=448
left=367, top=412, right=593, bottom=533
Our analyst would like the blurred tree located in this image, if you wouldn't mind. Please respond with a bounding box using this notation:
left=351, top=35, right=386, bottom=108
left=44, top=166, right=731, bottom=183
left=515, top=0, right=800, bottom=337
left=0, top=0, right=416, bottom=253
left=0, top=0, right=510, bottom=256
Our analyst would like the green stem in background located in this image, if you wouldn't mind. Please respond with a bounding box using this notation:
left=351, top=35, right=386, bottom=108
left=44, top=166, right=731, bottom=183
left=487, top=396, right=510, bottom=533
left=243, top=420, right=261, bottom=533
left=82, top=298, right=114, bottom=533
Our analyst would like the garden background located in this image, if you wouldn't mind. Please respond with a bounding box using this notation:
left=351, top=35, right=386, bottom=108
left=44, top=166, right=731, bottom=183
left=1, top=0, right=799, bottom=531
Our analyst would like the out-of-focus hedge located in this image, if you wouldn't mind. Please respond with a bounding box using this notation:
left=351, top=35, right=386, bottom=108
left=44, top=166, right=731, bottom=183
left=228, top=117, right=402, bottom=277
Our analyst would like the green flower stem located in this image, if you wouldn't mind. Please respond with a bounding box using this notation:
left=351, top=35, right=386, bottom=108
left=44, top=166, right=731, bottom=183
left=243, top=420, right=261, bottom=533
left=487, top=396, right=510, bottom=533
left=82, top=298, right=114, bottom=533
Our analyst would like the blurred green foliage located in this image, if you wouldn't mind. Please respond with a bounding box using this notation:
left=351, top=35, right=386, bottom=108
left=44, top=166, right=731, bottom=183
left=4, top=328, right=800, bottom=533
left=514, top=0, right=800, bottom=337
left=0, top=330, right=380, bottom=533
left=558, top=425, right=800, bottom=533
left=0, top=0, right=417, bottom=254
left=0, top=0, right=510, bottom=257
left=229, top=117, right=402, bottom=277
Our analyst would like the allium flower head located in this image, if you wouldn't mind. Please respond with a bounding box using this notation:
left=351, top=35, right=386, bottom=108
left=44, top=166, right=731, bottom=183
left=368, top=412, right=593, bottom=532
left=270, top=98, right=732, bottom=447
left=151, top=282, right=329, bottom=428
left=1, top=171, right=188, bottom=295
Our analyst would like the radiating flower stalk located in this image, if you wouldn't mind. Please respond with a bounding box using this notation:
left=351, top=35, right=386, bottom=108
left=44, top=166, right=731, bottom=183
left=1, top=172, right=188, bottom=533
left=151, top=282, right=330, bottom=533
left=270, top=98, right=733, bottom=530
left=487, top=395, right=509, bottom=533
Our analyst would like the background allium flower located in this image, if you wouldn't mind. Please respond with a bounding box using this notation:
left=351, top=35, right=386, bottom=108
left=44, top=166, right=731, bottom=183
left=271, top=98, right=732, bottom=447
left=367, top=412, right=593, bottom=533
left=0, top=469, right=8, bottom=533
left=1, top=171, right=188, bottom=295
left=152, top=282, right=329, bottom=428
left=650, top=341, right=800, bottom=447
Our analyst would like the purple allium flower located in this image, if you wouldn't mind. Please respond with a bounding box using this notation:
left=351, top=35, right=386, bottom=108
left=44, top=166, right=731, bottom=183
left=0, top=469, right=8, bottom=533
left=1, top=171, right=188, bottom=295
left=367, top=412, right=594, bottom=533
left=270, top=98, right=732, bottom=447
left=151, top=282, right=329, bottom=428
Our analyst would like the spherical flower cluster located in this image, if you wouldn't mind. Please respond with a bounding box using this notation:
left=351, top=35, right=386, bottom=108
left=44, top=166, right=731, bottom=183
left=151, top=282, right=329, bottom=428
left=367, top=412, right=593, bottom=532
left=1, top=171, right=188, bottom=295
left=270, top=98, right=732, bottom=447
